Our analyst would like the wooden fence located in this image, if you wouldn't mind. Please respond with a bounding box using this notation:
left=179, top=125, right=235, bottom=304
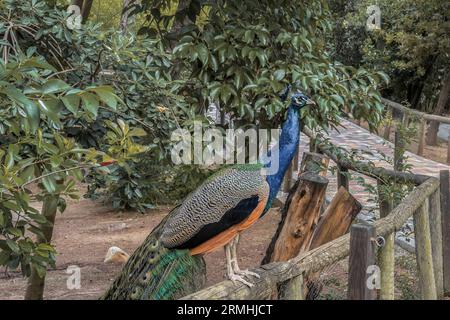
left=382, top=98, right=450, bottom=164
left=183, top=127, right=450, bottom=300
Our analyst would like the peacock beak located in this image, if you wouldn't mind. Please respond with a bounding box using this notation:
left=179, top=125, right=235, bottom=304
left=306, top=98, right=316, bottom=106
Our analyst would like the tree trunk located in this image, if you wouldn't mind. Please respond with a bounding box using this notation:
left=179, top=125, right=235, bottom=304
left=81, top=0, right=94, bottom=23
left=71, top=0, right=84, bottom=8
left=24, top=195, right=59, bottom=300
left=426, top=75, right=450, bottom=146
left=120, top=0, right=135, bottom=31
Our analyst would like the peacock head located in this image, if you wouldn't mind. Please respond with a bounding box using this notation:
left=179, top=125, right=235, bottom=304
left=290, top=92, right=315, bottom=109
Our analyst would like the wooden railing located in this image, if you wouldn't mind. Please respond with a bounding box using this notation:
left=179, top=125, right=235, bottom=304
left=183, top=127, right=450, bottom=300
left=382, top=98, right=450, bottom=164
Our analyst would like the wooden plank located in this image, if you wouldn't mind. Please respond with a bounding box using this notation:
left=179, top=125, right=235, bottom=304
left=347, top=224, right=377, bottom=300
left=429, top=189, right=444, bottom=298
left=309, top=186, right=361, bottom=249
left=382, top=98, right=450, bottom=125
left=441, top=170, right=450, bottom=295
left=377, top=180, right=395, bottom=300
left=306, top=186, right=361, bottom=299
left=417, top=118, right=426, bottom=156
left=413, top=199, right=437, bottom=299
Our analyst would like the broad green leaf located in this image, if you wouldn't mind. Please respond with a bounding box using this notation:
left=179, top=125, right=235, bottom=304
left=80, top=92, right=100, bottom=117
left=61, top=94, right=80, bottom=114
left=91, top=86, right=118, bottom=110
left=6, top=239, right=20, bottom=253
left=1, top=86, right=40, bottom=133
left=41, top=79, right=70, bottom=94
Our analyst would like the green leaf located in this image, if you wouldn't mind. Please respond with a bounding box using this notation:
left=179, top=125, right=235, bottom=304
left=6, top=240, right=20, bottom=253
left=41, top=79, right=70, bottom=94
left=331, top=94, right=345, bottom=106
left=61, top=94, right=80, bottom=114
left=1, top=86, right=40, bottom=133
left=273, top=69, right=286, bottom=81
left=197, top=44, right=209, bottom=66
left=42, top=175, right=56, bottom=193
left=80, top=92, right=100, bottom=117
left=91, top=86, right=118, bottom=110
left=129, top=128, right=147, bottom=137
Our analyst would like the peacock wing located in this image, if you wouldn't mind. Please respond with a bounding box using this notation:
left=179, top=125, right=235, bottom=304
left=160, top=165, right=269, bottom=250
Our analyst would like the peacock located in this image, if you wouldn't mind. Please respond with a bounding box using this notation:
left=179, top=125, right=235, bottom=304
left=102, top=90, right=315, bottom=300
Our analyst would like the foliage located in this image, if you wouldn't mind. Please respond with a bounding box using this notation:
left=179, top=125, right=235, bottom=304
left=134, top=0, right=389, bottom=132
left=330, top=0, right=450, bottom=110
left=1, top=0, right=205, bottom=212
left=0, top=54, right=121, bottom=276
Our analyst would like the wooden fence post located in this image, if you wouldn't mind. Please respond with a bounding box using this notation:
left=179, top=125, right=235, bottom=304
left=417, top=118, right=426, bottom=156
left=447, top=133, right=450, bottom=164
left=348, top=224, right=377, bottom=300
left=441, top=170, right=450, bottom=295
left=429, top=189, right=444, bottom=298
left=413, top=198, right=437, bottom=299
left=394, top=130, right=405, bottom=171
left=337, top=164, right=349, bottom=190
left=377, top=180, right=395, bottom=300
left=279, top=274, right=305, bottom=300
left=383, top=109, right=392, bottom=141
left=282, top=160, right=294, bottom=192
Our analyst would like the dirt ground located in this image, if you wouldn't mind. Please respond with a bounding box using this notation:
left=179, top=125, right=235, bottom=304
left=0, top=193, right=281, bottom=300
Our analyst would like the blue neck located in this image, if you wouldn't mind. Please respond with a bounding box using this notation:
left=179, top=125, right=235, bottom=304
left=264, top=105, right=300, bottom=209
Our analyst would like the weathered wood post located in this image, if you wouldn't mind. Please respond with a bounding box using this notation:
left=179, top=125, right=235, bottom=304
left=267, top=173, right=329, bottom=262
left=377, top=180, right=395, bottom=300
left=417, top=118, right=426, bottom=156
left=429, top=188, right=444, bottom=298
left=447, top=133, right=450, bottom=164
left=282, top=160, right=294, bottom=192
left=309, top=187, right=362, bottom=249
left=413, top=198, right=437, bottom=299
left=347, top=223, right=377, bottom=300
left=394, top=130, right=405, bottom=171
left=383, top=109, right=392, bottom=140
left=279, top=274, right=305, bottom=300
left=305, top=187, right=362, bottom=299
left=441, top=170, right=450, bottom=295
left=282, top=145, right=300, bottom=192
left=263, top=172, right=328, bottom=299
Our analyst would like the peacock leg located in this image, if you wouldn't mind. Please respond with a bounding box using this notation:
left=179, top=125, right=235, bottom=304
left=225, top=240, right=253, bottom=287
left=230, top=234, right=260, bottom=279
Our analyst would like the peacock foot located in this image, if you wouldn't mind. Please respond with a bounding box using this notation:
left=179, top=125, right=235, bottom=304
left=228, top=273, right=254, bottom=287
left=235, top=268, right=260, bottom=279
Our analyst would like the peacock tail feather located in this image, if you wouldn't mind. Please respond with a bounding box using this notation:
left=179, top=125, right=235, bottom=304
left=101, top=215, right=206, bottom=300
